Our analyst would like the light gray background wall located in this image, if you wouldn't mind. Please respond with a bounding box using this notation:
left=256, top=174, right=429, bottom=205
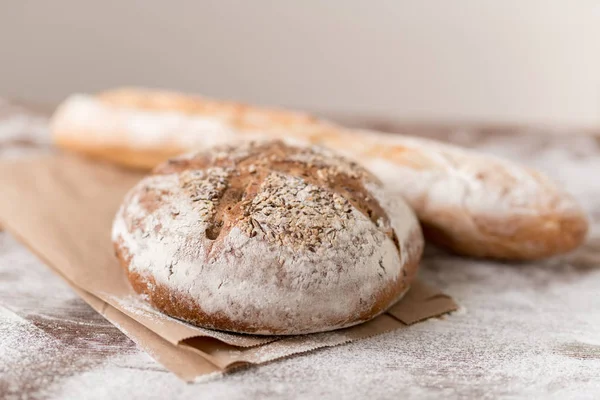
left=1, top=0, right=599, bottom=126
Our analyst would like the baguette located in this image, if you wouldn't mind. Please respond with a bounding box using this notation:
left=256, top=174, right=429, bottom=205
left=51, top=88, right=588, bottom=260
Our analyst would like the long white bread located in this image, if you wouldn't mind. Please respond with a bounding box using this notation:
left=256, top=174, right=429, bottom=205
left=50, top=88, right=588, bottom=260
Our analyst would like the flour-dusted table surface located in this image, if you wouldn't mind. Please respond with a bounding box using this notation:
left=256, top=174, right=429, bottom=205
left=1, top=99, right=599, bottom=400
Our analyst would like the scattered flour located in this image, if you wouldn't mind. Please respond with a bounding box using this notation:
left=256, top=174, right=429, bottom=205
left=0, top=100, right=50, bottom=159
left=1, top=101, right=600, bottom=399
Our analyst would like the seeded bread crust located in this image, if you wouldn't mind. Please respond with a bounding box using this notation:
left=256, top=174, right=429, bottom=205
left=112, top=141, right=423, bottom=335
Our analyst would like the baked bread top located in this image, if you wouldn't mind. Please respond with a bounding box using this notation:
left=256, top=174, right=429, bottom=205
left=112, top=140, right=423, bottom=334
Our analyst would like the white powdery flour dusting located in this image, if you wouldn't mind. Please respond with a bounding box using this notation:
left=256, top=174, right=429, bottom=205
left=0, top=305, right=73, bottom=397
left=0, top=305, right=54, bottom=366
left=51, top=95, right=241, bottom=149
left=353, top=129, right=584, bottom=217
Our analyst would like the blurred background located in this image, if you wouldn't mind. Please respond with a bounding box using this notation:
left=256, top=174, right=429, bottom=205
left=1, top=0, right=599, bottom=127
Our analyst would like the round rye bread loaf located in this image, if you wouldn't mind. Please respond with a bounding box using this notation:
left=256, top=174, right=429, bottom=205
left=112, top=140, right=423, bottom=335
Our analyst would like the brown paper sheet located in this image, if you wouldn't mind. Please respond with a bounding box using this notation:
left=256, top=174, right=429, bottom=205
left=75, top=287, right=222, bottom=380
left=0, top=154, right=458, bottom=381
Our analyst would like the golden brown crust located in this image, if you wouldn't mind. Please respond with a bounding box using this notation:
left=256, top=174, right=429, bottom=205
left=421, top=210, right=588, bottom=260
